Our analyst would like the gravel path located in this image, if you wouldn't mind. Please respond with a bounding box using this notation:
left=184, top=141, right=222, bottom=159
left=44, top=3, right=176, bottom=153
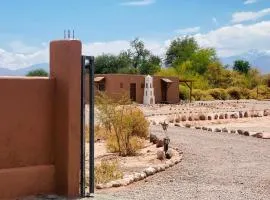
left=98, top=126, right=270, bottom=200
left=25, top=126, right=270, bottom=200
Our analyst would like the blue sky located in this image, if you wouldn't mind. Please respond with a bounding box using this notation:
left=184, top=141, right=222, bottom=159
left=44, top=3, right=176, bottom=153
left=1, top=0, right=270, bottom=69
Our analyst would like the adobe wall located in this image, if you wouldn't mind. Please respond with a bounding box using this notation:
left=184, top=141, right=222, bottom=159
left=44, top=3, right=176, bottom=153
left=0, top=77, right=55, bottom=198
left=154, top=76, right=180, bottom=104
left=0, top=40, right=82, bottom=199
left=87, top=74, right=180, bottom=104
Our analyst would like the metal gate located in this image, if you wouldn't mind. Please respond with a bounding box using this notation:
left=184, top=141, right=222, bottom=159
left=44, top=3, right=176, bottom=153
left=80, top=55, right=95, bottom=197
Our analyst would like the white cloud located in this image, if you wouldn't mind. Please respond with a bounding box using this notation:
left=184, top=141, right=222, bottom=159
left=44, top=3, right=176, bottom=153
left=175, top=26, right=200, bottom=35
left=0, top=45, right=48, bottom=70
left=120, top=0, right=155, bottom=6
left=244, top=0, right=258, bottom=5
left=194, top=21, right=270, bottom=57
left=232, top=8, right=270, bottom=23
left=2, top=21, right=270, bottom=69
left=83, top=39, right=166, bottom=56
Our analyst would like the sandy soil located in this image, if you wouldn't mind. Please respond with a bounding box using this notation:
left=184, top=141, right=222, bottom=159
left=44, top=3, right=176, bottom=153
left=85, top=141, right=171, bottom=176
left=140, top=100, right=270, bottom=133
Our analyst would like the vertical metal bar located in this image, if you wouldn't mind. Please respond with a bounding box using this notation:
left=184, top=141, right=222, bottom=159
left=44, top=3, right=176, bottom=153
left=89, top=56, right=95, bottom=195
left=80, top=56, right=86, bottom=197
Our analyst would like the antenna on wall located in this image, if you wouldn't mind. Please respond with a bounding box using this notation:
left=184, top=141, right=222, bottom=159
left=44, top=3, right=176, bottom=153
left=64, top=29, right=75, bottom=40
left=68, top=30, right=71, bottom=39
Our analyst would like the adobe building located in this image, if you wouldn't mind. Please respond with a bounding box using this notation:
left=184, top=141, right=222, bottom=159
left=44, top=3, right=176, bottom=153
left=87, top=74, right=180, bottom=104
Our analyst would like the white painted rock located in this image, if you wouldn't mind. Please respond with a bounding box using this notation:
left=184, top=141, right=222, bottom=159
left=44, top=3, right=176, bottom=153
left=262, top=133, right=270, bottom=139
left=133, top=172, right=142, bottom=181
left=111, top=180, right=122, bottom=187
left=144, top=167, right=156, bottom=176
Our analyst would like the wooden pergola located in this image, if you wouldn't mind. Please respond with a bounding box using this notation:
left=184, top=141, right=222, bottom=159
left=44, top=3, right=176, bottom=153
left=179, top=79, right=195, bottom=103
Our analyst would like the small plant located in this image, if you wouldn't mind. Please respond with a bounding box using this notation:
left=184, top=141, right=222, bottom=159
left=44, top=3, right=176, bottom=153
left=96, top=92, right=148, bottom=156
left=192, top=89, right=213, bottom=101
left=95, top=159, right=123, bottom=184
left=227, top=87, right=242, bottom=100
left=208, top=88, right=228, bottom=100
left=85, top=124, right=108, bottom=143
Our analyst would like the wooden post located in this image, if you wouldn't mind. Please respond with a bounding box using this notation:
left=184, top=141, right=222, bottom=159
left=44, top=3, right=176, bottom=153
left=190, top=81, right=193, bottom=103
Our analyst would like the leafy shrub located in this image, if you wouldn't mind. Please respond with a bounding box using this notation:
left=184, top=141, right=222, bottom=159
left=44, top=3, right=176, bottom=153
left=129, top=107, right=149, bottom=138
left=95, top=159, right=123, bottom=184
left=227, top=87, right=242, bottom=100
left=179, top=85, right=190, bottom=100
left=26, top=68, right=48, bottom=77
left=256, top=85, right=270, bottom=99
left=192, top=89, right=213, bottom=101
left=208, top=88, right=228, bottom=100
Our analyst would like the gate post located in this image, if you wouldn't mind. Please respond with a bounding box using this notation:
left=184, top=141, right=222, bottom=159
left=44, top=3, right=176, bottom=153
left=50, top=40, right=82, bottom=197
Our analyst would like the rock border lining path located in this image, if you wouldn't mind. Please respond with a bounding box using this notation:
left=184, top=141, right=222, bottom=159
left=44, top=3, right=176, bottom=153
left=172, top=123, right=270, bottom=140
left=96, top=148, right=183, bottom=190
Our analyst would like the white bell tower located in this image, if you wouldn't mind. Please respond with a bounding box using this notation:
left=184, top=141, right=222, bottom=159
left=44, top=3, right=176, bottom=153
left=143, top=75, right=155, bottom=105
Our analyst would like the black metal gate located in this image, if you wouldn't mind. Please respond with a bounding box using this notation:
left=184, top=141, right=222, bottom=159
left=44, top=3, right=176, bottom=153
left=80, top=55, right=95, bottom=197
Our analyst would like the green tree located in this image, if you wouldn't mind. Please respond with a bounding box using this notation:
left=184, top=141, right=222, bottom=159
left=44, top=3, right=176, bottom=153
left=165, top=36, right=199, bottom=66
left=26, top=68, right=48, bottom=77
left=94, top=54, right=120, bottom=74
left=139, top=55, right=161, bottom=75
left=129, top=38, right=151, bottom=69
left=233, top=60, right=251, bottom=74
left=191, top=48, right=218, bottom=74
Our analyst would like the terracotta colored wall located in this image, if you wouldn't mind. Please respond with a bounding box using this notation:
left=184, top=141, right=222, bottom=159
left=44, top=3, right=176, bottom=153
left=87, top=74, right=180, bottom=104
left=0, top=40, right=82, bottom=199
left=0, top=77, right=55, bottom=198
left=153, top=76, right=180, bottom=104
left=50, top=40, right=81, bottom=197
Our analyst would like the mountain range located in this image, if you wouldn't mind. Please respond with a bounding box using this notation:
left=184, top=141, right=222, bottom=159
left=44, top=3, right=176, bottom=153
left=0, top=50, right=269, bottom=76
left=221, top=50, right=270, bottom=73
left=0, top=63, right=49, bottom=76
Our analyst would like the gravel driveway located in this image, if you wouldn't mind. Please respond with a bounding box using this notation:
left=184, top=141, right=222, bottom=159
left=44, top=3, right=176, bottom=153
left=97, top=126, right=270, bottom=200
left=25, top=126, right=270, bottom=200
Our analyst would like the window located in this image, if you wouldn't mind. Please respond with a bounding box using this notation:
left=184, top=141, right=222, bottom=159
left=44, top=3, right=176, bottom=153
left=120, top=83, right=123, bottom=88
left=98, top=83, right=105, bottom=91
left=146, top=91, right=147, bottom=96
left=146, top=83, right=148, bottom=88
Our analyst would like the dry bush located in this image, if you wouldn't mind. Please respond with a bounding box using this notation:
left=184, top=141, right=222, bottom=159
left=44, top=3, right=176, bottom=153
left=227, top=87, right=242, bottom=100
left=96, top=92, right=148, bottom=156
left=106, top=134, right=144, bottom=156
left=95, top=159, right=123, bottom=184
left=192, top=89, right=213, bottom=101
left=129, top=107, right=149, bottom=139
left=255, top=85, right=270, bottom=99
left=208, top=88, right=228, bottom=100
left=85, top=124, right=108, bottom=143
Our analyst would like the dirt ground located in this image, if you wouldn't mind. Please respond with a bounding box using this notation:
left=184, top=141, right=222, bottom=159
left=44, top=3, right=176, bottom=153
left=85, top=141, right=171, bottom=177
left=140, top=100, right=270, bottom=133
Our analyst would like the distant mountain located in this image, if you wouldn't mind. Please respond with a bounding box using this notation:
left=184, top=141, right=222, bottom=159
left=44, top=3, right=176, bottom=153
left=0, top=63, right=49, bottom=76
left=1, top=50, right=270, bottom=76
left=221, top=50, right=270, bottom=74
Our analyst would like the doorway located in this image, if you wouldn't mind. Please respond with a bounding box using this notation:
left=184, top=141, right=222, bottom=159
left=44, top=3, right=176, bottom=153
left=130, top=83, right=136, bottom=101
left=161, top=81, right=168, bottom=102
